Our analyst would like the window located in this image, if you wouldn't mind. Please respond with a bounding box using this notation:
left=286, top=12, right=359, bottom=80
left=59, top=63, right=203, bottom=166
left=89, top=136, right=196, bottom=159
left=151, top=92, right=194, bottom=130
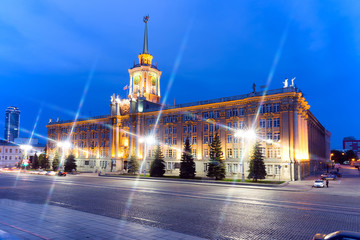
left=273, top=103, right=280, bottom=113
left=183, top=137, right=187, bottom=143
left=204, top=136, right=208, bottom=144
left=267, top=132, right=272, bottom=140
left=227, top=164, right=232, bottom=173
left=259, top=119, right=266, bottom=128
left=183, top=126, right=187, bottom=133
left=226, top=109, right=232, bottom=118
left=203, top=112, right=208, bottom=119
left=168, top=149, right=173, bottom=158
left=266, top=165, right=274, bottom=175
left=266, top=104, right=272, bottom=113
left=227, top=148, right=233, bottom=158
left=168, top=138, right=172, bottom=145
left=209, top=124, right=213, bottom=132
left=274, top=118, right=280, bottom=127
left=204, top=124, right=208, bottom=132
left=188, top=125, right=191, bottom=133
left=169, top=127, right=172, bottom=134
left=165, top=139, right=168, bottom=145
left=209, top=111, right=213, bottom=118
left=215, top=123, right=219, bottom=131
left=266, top=118, right=272, bottom=128
left=239, top=121, right=245, bottom=129
left=193, top=125, right=197, bottom=133
left=259, top=105, right=265, bottom=113
left=233, top=164, right=238, bottom=173
left=9, top=149, right=12, bottom=153
left=173, top=138, right=177, bottom=145
left=192, top=149, right=196, bottom=158
left=173, top=127, right=177, bottom=134
left=192, top=137, right=197, bottom=145
left=165, top=128, right=168, bottom=134
left=234, top=148, right=238, bottom=158
left=232, top=108, right=238, bottom=117
left=167, top=162, right=172, bottom=170
left=204, top=149, right=209, bottom=158
left=239, top=108, right=245, bottom=116
left=214, top=111, right=220, bottom=118
left=227, top=135, right=233, bottom=143
left=260, top=147, right=265, bottom=157
left=233, top=122, right=238, bottom=129
left=274, top=133, right=280, bottom=142
left=209, top=136, right=213, bottom=143
left=227, top=122, right=232, bottom=131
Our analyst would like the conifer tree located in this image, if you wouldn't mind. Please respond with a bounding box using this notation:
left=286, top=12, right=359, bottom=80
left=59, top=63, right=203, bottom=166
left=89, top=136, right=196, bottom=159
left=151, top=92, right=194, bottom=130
left=39, top=153, right=50, bottom=170
left=64, top=154, right=77, bottom=172
left=150, top=144, right=165, bottom=177
left=52, top=152, right=60, bottom=171
left=207, top=133, right=226, bottom=180
left=180, top=137, right=196, bottom=179
left=248, top=141, right=267, bottom=182
left=127, top=155, right=139, bottom=174
left=32, top=153, right=40, bottom=169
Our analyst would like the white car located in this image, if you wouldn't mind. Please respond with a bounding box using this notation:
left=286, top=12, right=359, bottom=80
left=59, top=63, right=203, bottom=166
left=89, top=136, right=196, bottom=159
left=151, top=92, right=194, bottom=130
left=313, top=179, right=324, bottom=188
left=46, top=171, right=56, bottom=176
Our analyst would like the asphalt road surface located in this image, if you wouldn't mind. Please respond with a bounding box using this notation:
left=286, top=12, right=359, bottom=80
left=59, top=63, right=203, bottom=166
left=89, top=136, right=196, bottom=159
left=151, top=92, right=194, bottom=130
left=1, top=166, right=360, bottom=240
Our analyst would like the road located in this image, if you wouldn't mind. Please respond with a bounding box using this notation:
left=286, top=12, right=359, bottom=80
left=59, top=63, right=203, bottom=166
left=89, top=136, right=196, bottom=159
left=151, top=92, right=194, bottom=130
left=1, top=166, right=360, bottom=240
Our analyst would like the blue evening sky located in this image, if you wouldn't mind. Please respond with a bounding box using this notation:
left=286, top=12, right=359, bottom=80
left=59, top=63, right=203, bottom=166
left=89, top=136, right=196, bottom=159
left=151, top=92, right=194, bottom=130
left=0, top=0, right=359, bottom=149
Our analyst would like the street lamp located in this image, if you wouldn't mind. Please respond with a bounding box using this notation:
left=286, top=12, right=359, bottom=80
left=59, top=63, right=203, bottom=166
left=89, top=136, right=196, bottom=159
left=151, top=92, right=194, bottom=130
left=234, top=129, right=256, bottom=182
left=139, top=135, right=156, bottom=174
left=57, top=141, right=71, bottom=171
left=20, top=144, right=33, bottom=170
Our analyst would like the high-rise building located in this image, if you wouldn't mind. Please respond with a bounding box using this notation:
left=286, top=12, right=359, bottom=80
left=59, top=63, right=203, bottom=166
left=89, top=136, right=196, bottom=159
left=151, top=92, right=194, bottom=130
left=4, top=106, right=20, bottom=142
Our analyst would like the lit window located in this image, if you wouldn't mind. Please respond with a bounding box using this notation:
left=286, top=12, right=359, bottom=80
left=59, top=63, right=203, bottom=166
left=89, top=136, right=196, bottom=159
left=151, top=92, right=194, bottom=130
left=259, top=119, right=266, bottom=128
left=192, top=137, right=197, bottom=145
left=227, top=135, right=233, bottom=143
left=227, top=148, right=233, bottom=158
left=274, top=118, right=280, bottom=127
left=239, top=108, right=245, bottom=116
left=266, top=119, right=272, bottom=128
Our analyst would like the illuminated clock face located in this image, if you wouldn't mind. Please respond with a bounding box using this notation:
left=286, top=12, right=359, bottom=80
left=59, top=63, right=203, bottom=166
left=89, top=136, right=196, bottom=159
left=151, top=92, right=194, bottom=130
left=151, top=76, right=157, bottom=86
left=133, top=74, right=141, bottom=85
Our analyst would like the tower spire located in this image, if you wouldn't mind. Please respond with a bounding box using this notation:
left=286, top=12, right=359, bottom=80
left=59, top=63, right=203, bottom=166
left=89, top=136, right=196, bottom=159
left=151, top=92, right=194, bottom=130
left=143, top=15, right=149, bottom=54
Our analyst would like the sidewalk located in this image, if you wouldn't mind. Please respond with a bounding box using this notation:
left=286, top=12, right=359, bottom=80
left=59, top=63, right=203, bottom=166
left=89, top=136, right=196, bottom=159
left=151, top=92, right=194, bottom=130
left=0, top=199, right=205, bottom=240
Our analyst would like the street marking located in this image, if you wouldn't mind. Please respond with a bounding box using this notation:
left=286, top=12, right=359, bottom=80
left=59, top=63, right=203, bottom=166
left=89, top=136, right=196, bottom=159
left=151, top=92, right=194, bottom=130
left=0, top=220, right=50, bottom=240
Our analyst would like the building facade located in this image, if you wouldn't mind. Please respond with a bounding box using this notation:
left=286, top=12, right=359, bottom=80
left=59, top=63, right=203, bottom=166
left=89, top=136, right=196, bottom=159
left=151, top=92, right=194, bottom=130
left=4, top=106, right=20, bottom=142
left=343, top=136, right=360, bottom=158
left=0, top=138, right=45, bottom=168
left=46, top=18, right=330, bottom=181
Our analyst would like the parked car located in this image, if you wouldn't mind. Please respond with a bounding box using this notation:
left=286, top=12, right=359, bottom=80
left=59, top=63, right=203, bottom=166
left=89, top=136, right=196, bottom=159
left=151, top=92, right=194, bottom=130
left=313, top=179, right=324, bottom=188
left=58, top=171, right=67, bottom=176
left=343, top=161, right=350, bottom=165
left=313, top=230, right=360, bottom=240
left=334, top=163, right=341, bottom=168
left=330, top=171, right=342, bottom=177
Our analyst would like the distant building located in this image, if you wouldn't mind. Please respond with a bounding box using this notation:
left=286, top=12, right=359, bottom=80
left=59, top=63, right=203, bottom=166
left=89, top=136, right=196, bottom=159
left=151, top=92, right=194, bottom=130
left=343, top=136, right=360, bottom=157
left=4, top=106, right=20, bottom=142
left=0, top=138, right=45, bottom=168
left=46, top=18, right=330, bottom=181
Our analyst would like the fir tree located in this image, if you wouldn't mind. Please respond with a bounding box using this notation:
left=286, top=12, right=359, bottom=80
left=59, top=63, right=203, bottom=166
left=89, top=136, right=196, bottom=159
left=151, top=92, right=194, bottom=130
left=207, top=133, right=226, bottom=180
left=64, top=154, right=77, bottom=172
left=150, top=144, right=165, bottom=177
left=52, top=152, right=60, bottom=171
left=248, top=141, right=267, bottom=182
left=180, top=137, right=196, bottom=179
left=39, top=153, right=50, bottom=170
left=32, top=153, right=40, bottom=169
left=127, top=155, right=139, bottom=174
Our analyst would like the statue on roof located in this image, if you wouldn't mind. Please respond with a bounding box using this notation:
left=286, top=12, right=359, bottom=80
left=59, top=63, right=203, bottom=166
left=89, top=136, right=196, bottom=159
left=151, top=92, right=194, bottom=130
left=252, top=83, right=256, bottom=93
left=283, top=78, right=288, bottom=88
left=290, top=77, right=296, bottom=87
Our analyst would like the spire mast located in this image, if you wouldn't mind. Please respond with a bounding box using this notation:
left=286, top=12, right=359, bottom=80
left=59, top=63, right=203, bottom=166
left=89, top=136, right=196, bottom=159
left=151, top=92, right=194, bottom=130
left=143, top=15, right=149, bottom=54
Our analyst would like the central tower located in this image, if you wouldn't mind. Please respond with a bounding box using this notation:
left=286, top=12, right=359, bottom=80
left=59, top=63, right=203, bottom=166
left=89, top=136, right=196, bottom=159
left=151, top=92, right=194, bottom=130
left=128, top=16, right=162, bottom=104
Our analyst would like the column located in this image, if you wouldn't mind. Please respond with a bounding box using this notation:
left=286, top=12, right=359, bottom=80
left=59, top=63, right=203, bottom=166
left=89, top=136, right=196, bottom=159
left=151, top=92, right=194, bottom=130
left=115, top=119, right=119, bottom=159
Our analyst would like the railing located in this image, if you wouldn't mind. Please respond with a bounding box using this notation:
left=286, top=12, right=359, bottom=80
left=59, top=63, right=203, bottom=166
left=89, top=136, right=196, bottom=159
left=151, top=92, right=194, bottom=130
left=48, top=115, right=110, bottom=125
left=131, top=63, right=158, bottom=70
left=161, top=87, right=298, bottom=110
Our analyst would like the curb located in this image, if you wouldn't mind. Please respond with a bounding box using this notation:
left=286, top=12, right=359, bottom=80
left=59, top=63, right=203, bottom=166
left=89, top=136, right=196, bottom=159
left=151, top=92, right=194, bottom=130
left=102, top=174, right=289, bottom=188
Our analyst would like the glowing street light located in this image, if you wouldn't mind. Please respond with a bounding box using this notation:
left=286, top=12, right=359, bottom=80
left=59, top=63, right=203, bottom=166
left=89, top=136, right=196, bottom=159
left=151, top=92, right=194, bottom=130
left=234, top=128, right=257, bottom=182
left=138, top=135, right=156, bottom=174
left=20, top=144, right=33, bottom=169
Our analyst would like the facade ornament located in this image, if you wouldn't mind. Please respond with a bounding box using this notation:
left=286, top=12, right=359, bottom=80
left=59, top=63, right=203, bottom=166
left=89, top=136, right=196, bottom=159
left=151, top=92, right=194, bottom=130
left=283, top=78, right=288, bottom=88
left=290, top=77, right=296, bottom=87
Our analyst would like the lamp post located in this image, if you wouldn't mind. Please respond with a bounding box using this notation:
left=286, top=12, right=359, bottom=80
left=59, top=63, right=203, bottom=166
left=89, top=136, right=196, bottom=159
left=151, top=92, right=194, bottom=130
left=57, top=141, right=71, bottom=171
left=20, top=144, right=33, bottom=170
left=139, top=135, right=156, bottom=175
left=234, top=129, right=256, bottom=182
